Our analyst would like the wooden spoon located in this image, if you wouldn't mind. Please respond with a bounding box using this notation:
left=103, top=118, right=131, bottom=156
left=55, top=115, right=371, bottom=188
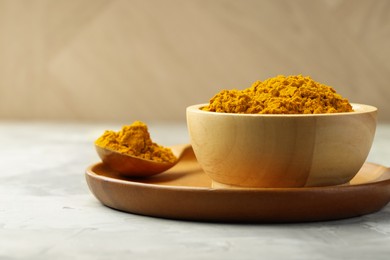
left=95, top=144, right=192, bottom=177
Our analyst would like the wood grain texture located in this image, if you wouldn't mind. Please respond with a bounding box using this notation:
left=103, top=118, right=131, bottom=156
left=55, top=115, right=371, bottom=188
left=0, top=0, right=389, bottom=122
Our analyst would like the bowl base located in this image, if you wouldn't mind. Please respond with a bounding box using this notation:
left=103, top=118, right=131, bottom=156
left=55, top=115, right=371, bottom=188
left=211, top=180, right=256, bottom=189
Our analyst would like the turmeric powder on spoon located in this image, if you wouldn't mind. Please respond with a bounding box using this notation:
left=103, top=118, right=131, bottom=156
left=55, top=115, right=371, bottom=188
left=95, top=121, right=177, bottom=163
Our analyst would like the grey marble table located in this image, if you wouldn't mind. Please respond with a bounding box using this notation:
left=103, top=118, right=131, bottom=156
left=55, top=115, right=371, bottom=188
left=1, top=121, right=389, bottom=260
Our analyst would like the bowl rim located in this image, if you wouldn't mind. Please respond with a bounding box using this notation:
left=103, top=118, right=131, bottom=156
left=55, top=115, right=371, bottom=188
left=186, top=103, right=377, bottom=117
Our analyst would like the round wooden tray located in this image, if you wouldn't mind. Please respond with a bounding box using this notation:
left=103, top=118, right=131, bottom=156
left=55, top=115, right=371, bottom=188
left=85, top=148, right=390, bottom=223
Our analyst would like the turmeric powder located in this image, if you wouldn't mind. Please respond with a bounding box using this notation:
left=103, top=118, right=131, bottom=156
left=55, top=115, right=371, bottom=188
left=202, top=75, right=353, bottom=114
left=95, top=121, right=177, bottom=163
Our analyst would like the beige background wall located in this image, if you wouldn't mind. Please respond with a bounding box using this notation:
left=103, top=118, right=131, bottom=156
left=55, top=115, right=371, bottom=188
left=0, top=0, right=389, bottom=123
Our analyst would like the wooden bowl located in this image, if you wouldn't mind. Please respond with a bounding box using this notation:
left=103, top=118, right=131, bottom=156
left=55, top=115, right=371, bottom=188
left=186, top=103, right=377, bottom=188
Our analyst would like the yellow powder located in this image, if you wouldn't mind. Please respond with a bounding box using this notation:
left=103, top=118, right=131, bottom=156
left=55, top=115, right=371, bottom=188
left=95, top=121, right=176, bottom=163
left=202, top=75, right=353, bottom=114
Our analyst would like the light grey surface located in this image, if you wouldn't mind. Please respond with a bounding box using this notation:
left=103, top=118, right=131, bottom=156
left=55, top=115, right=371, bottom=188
left=0, top=121, right=389, bottom=260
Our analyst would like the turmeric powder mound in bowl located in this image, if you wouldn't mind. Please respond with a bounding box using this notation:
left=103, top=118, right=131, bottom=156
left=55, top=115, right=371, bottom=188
left=201, top=75, right=353, bottom=114
left=187, top=74, right=378, bottom=188
left=95, top=121, right=176, bottom=163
